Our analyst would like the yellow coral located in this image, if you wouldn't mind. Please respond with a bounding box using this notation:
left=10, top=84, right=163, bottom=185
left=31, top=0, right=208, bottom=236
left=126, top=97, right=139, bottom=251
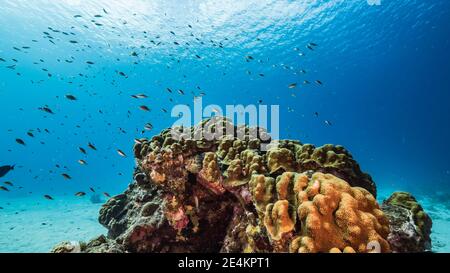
left=224, top=150, right=267, bottom=188
left=292, top=172, right=390, bottom=253
left=264, top=200, right=295, bottom=241
left=275, top=172, right=309, bottom=208
left=197, top=152, right=225, bottom=195
left=249, top=174, right=275, bottom=215
left=266, top=147, right=296, bottom=174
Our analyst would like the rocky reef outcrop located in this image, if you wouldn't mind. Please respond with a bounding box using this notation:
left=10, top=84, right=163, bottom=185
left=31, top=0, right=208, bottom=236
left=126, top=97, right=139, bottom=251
left=52, top=118, right=431, bottom=253
left=382, top=192, right=432, bottom=252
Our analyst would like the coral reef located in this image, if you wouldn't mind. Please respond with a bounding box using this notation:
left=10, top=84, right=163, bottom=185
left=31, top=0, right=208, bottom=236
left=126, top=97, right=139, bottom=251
left=52, top=118, right=431, bottom=253
left=381, top=192, right=432, bottom=252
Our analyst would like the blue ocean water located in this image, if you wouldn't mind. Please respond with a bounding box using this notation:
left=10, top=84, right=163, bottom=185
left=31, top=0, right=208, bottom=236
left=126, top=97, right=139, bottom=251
left=0, top=0, right=449, bottom=252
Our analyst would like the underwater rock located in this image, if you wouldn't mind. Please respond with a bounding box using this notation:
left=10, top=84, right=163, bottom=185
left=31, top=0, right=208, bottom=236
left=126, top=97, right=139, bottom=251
left=381, top=192, right=432, bottom=252
left=54, top=118, right=430, bottom=253
left=51, top=241, right=82, bottom=253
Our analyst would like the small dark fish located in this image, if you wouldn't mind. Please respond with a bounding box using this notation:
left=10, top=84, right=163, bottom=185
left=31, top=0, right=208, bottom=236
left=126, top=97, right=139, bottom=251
left=0, top=165, right=15, bottom=178
left=79, top=147, right=87, bottom=154
left=78, top=159, right=87, bottom=165
left=44, top=195, right=54, bottom=200
left=62, top=173, right=72, bottom=180
left=15, top=138, right=26, bottom=146
left=38, top=106, right=54, bottom=114
left=178, top=89, right=185, bottom=95
left=325, top=120, right=332, bottom=126
left=75, top=192, right=86, bottom=197
left=3, top=181, right=13, bottom=187
left=86, top=61, right=95, bottom=65
left=74, top=15, right=82, bottom=18
left=69, top=40, right=78, bottom=44
left=288, top=83, right=297, bottom=89
left=130, top=51, right=138, bottom=57
left=117, top=149, right=127, bottom=157
left=65, top=94, right=77, bottom=100
left=103, top=192, right=111, bottom=198
left=89, top=187, right=95, bottom=193
left=27, top=132, right=34, bottom=138
left=0, top=186, right=10, bottom=192
left=309, top=42, right=318, bottom=47
left=139, top=105, right=150, bottom=111
left=144, top=123, right=153, bottom=131
left=88, top=142, right=97, bottom=150
left=134, top=93, right=147, bottom=99
left=315, top=80, right=323, bottom=85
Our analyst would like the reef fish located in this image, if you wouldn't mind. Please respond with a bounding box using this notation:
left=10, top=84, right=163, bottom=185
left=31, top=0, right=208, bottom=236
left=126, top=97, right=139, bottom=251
left=87, top=143, right=97, bottom=151
left=62, top=173, right=72, bottom=180
left=139, top=105, right=150, bottom=111
left=0, top=165, right=15, bottom=178
left=44, top=195, right=54, bottom=200
left=65, top=94, right=77, bottom=101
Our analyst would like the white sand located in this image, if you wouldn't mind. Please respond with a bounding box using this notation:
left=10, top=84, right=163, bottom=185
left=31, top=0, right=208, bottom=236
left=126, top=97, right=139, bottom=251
left=1, top=192, right=449, bottom=253
left=0, top=196, right=106, bottom=253
left=419, top=197, right=450, bottom=253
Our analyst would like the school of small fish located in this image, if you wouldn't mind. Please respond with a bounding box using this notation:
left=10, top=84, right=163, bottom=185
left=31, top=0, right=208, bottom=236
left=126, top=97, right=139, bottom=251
left=0, top=7, right=328, bottom=208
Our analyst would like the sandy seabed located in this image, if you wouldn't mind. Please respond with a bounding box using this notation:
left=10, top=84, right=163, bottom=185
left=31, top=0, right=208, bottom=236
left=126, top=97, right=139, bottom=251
left=1, top=190, right=449, bottom=253
left=0, top=196, right=106, bottom=253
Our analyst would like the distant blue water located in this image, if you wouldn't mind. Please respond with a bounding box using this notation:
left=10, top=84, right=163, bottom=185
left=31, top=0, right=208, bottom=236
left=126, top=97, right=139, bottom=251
left=0, top=0, right=449, bottom=203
